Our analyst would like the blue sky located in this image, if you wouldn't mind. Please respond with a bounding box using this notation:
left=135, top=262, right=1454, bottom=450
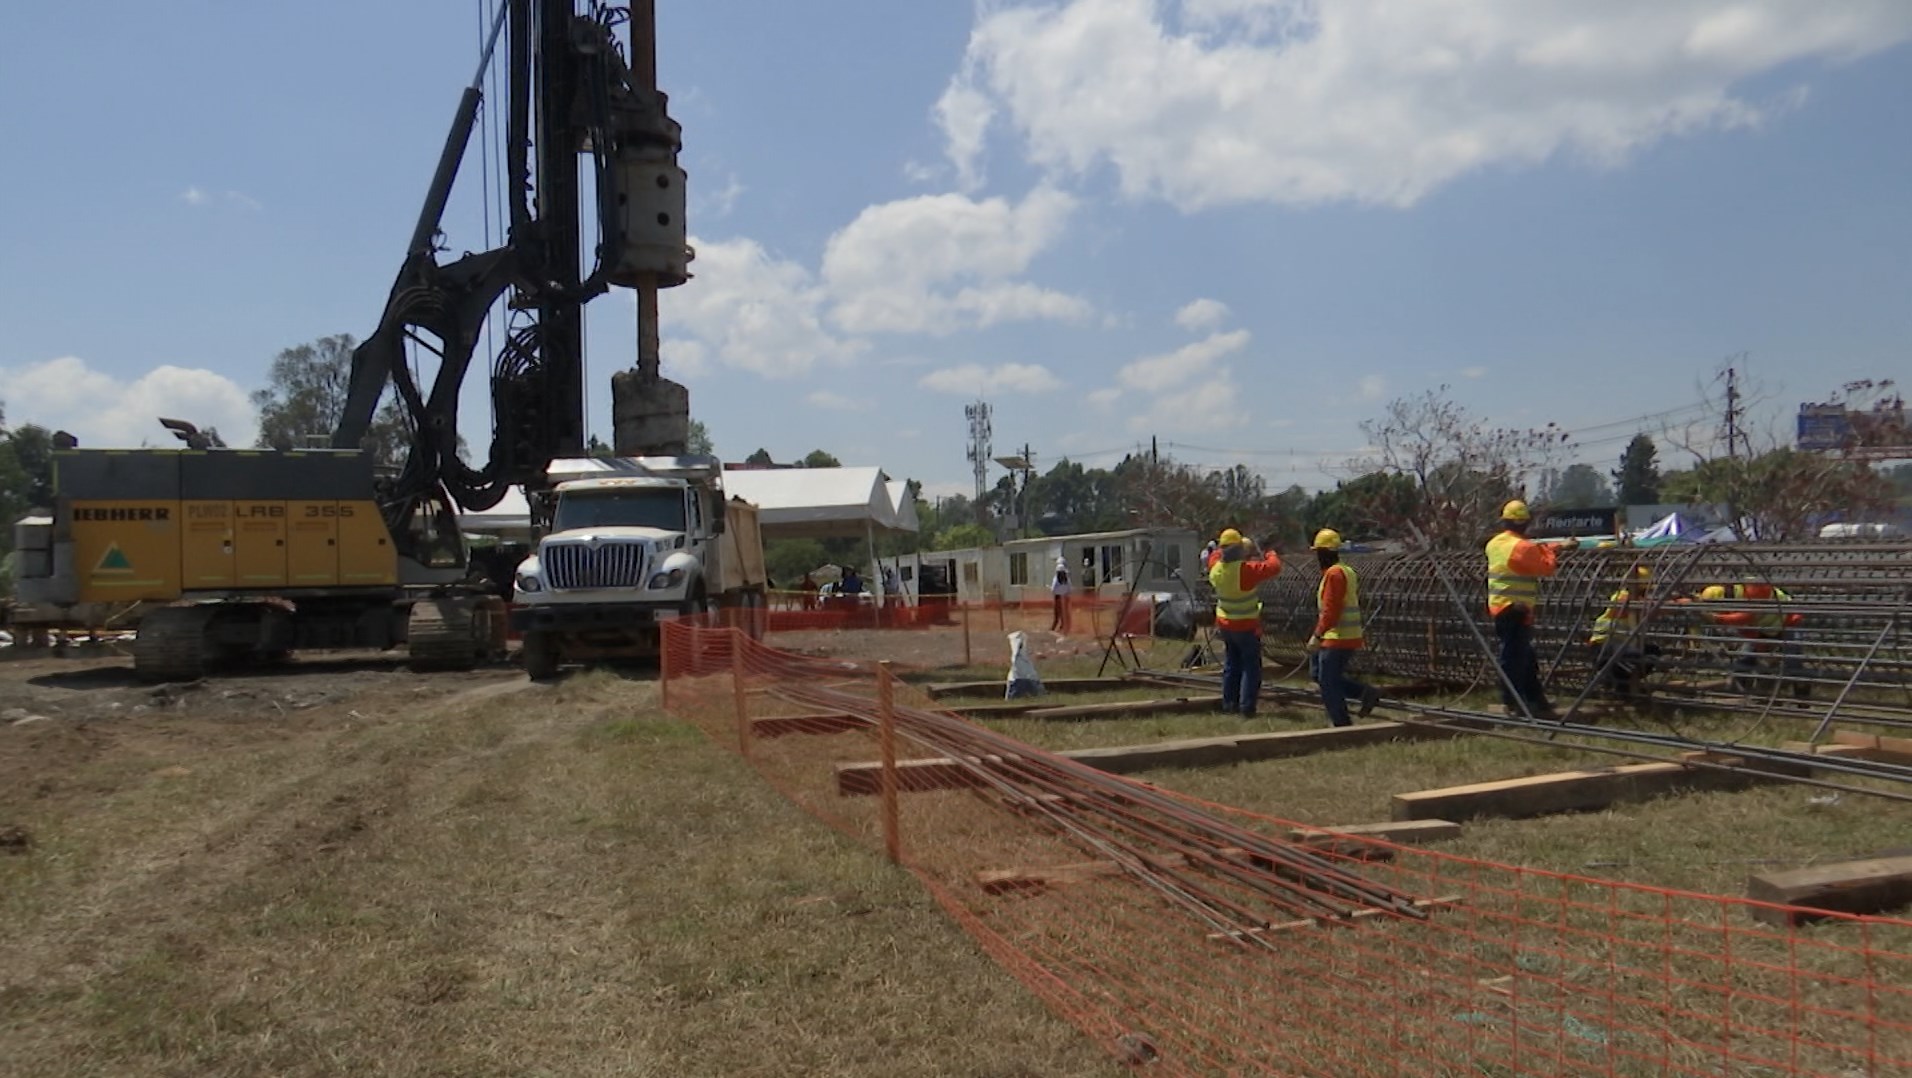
left=3, top=1, right=1908, bottom=502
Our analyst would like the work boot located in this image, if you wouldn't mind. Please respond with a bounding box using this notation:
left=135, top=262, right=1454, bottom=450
left=1358, top=686, right=1381, bottom=719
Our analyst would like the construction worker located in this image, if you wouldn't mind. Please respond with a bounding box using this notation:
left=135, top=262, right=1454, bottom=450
left=1588, top=565, right=1657, bottom=701
left=1485, top=499, right=1560, bottom=720
left=1304, top=529, right=1381, bottom=727
left=1694, top=579, right=1809, bottom=699
left=1207, top=527, right=1282, bottom=718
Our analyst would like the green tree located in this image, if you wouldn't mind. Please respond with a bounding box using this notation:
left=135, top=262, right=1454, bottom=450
left=1612, top=434, right=1661, bottom=505
left=253, top=334, right=413, bottom=465
left=584, top=433, right=615, bottom=459
left=934, top=522, right=995, bottom=550
left=1546, top=463, right=1615, bottom=508
left=744, top=447, right=775, bottom=466
left=801, top=449, right=841, bottom=469
left=687, top=419, right=714, bottom=456
left=763, top=538, right=829, bottom=585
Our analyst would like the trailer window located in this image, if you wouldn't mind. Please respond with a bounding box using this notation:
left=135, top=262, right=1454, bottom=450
left=553, top=490, right=687, bottom=532
left=1008, top=552, right=1028, bottom=586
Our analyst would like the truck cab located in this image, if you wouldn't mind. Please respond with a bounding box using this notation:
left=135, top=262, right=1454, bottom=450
left=509, top=454, right=763, bottom=678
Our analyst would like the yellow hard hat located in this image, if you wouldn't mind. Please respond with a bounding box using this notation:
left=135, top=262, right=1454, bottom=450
left=1311, top=528, right=1343, bottom=551
left=1218, top=528, right=1244, bottom=547
left=1500, top=500, right=1531, bottom=523
left=1631, top=566, right=1651, bottom=582
left=1699, top=585, right=1726, bottom=601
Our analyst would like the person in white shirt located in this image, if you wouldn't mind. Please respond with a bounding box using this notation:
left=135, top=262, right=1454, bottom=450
left=1050, top=558, right=1072, bottom=632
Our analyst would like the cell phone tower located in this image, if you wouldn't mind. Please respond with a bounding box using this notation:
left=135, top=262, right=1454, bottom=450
left=964, top=399, right=992, bottom=524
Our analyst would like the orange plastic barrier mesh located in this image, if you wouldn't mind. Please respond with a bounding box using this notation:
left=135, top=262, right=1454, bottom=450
left=660, top=618, right=1912, bottom=1076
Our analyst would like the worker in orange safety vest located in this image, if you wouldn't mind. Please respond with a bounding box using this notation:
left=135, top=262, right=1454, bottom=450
left=1207, top=527, right=1282, bottom=718
left=1304, top=529, right=1381, bottom=727
left=1693, top=580, right=1809, bottom=700
left=1485, top=500, right=1561, bottom=720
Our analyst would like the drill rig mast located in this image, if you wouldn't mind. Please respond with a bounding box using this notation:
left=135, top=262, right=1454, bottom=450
left=334, top=0, right=691, bottom=558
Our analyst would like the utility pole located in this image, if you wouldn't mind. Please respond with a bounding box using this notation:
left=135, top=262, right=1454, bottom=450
left=1723, top=365, right=1743, bottom=461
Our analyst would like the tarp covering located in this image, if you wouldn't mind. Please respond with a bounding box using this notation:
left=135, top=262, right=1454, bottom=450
left=1631, top=512, right=1697, bottom=547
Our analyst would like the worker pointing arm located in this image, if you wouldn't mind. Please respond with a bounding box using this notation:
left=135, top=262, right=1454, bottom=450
left=1207, top=528, right=1281, bottom=719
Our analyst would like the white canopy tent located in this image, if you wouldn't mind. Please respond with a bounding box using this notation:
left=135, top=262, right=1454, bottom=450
left=719, top=467, right=914, bottom=541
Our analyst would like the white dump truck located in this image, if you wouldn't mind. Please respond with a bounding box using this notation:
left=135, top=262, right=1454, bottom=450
left=508, top=454, right=767, bottom=679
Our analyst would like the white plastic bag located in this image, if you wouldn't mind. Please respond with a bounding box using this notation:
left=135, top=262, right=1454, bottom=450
left=1005, top=630, right=1045, bottom=699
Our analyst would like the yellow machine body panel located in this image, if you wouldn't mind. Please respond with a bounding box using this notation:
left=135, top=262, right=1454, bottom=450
left=55, top=449, right=402, bottom=601
left=336, top=500, right=399, bottom=586
left=181, top=500, right=236, bottom=588
left=71, top=499, right=183, bottom=602
left=286, top=501, right=341, bottom=586
left=233, top=501, right=289, bottom=587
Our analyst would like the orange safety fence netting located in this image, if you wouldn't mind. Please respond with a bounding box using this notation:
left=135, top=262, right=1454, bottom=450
left=660, top=618, right=1912, bottom=1077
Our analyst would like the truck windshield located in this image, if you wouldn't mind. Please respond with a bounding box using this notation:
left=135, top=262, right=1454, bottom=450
left=552, top=489, right=685, bottom=532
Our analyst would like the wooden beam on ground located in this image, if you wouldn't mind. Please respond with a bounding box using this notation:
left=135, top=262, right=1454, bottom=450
left=1288, top=820, right=1463, bottom=855
left=1391, top=757, right=1771, bottom=822
left=923, top=677, right=1130, bottom=700
left=750, top=712, right=867, bottom=739
left=1829, top=730, right=1912, bottom=767
left=1016, top=696, right=1222, bottom=721
left=1061, top=720, right=1466, bottom=775
left=1205, top=895, right=1463, bottom=940
left=835, top=754, right=1017, bottom=797
left=1747, top=856, right=1912, bottom=926
left=837, top=719, right=1472, bottom=795
left=833, top=718, right=1460, bottom=795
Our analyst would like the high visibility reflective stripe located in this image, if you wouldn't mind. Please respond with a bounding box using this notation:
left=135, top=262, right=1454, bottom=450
left=1590, top=590, right=1635, bottom=643
left=1318, top=563, right=1363, bottom=641
left=1209, top=559, right=1261, bottom=623
left=1485, top=532, right=1539, bottom=610
left=1728, top=583, right=1788, bottom=633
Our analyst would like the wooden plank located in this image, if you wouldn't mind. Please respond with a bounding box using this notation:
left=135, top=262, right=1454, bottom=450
left=838, top=720, right=1472, bottom=795
left=835, top=754, right=1017, bottom=797
left=750, top=712, right=867, bottom=738
left=1829, top=730, right=1912, bottom=767
left=1391, top=759, right=1769, bottom=822
left=1206, top=895, right=1463, bottom=940
left=1288, top=819, right=1463, bottom=849
left=1063, top=720, right=1465, bottom=776
left=1018, top=696, right=1224, bottom=721
left=1747, top=856, right=1912, bottom=926
left=923, top=677, right=1129, bottom=700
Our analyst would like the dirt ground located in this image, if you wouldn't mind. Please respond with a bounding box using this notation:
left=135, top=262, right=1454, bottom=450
left=0, top=650, right=1113, bottom=1078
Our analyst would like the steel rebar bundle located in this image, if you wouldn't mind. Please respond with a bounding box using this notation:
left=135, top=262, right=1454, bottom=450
left=777, top=681, right=1435, bottom=936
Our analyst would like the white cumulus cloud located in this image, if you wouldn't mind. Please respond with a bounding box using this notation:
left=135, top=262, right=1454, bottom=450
left=942, top=0, right=1912, bottom=211
left=823, top=187, right=1092, bottom=335
left=661, top=237, right=867, bottom=379
left=0, top=355, right=256, bottom=448
left=919, top=362, right=1064, bottom=396
left=1116, top=329, right=1251, bottom=393
left=1461, top=365, right=1489, bottom=379
left=1173, top=298, right=1231, bottom=332
left=1357, top=374, right=1388, bottom=400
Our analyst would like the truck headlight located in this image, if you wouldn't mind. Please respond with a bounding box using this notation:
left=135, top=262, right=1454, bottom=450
left=648, top=568, right=686, bottom=590
left=515, top=574, right=543, bottom=593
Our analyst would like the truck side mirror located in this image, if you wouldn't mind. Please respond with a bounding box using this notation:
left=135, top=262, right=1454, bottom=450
left=709, top=496, right=726, bottom=534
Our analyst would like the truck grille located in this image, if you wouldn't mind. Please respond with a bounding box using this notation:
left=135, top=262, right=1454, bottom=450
left=544, top=541, right=649, bottom=590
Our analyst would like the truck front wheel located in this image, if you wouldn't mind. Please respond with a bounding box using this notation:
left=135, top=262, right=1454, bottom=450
left=522, top=630, right=561, bottom=681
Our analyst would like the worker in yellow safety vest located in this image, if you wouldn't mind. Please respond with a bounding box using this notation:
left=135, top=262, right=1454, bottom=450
left=1485, top=500, right=1560, bottom=720
left=1587, top=565, right=1657, bottom=701
left=1207, top=527, right=1283, bottom=718
left=1304, top=529, right=1381, bottom=727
